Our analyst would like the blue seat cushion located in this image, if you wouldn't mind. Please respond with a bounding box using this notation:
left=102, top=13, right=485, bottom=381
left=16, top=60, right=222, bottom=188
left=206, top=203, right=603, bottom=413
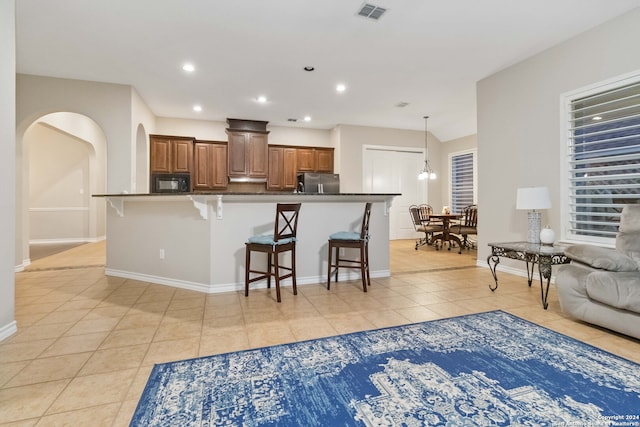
left=329, top=231, right=361, bottom=241
left=247, top=234, right=296, bottom=245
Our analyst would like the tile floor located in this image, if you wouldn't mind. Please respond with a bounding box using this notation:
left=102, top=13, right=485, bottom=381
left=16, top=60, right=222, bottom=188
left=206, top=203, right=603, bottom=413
left=1, top=240, right=639, bottom=426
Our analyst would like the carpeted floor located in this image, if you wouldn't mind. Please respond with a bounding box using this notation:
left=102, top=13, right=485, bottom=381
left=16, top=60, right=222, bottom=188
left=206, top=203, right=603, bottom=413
left=131, top=310, right=640, bottom=426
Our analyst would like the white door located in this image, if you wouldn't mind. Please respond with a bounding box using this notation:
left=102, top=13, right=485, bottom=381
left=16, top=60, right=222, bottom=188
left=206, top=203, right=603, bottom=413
left=363, top=146, right=427, bottom=239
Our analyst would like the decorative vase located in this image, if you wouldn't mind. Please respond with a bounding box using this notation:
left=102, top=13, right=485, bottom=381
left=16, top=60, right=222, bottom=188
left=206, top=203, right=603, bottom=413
left=539, top=226, right=555, bottom=245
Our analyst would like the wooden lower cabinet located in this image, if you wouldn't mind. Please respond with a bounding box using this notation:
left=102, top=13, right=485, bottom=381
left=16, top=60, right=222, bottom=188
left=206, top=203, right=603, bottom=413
left=193, top=141, right=228, bottom=190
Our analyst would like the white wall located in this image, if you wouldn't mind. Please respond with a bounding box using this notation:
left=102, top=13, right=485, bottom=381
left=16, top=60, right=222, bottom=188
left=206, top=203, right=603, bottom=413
left=16, top=75, right=134, bottom=267
left=1, top=0, right=16, bottom=341
left=336, top=124, right=443, bottom=211
left=28, top=123, right=93, bottom=242
left=477, top=8, right=640, bottom=269
left=16, top=75, right=133, bottom=192
left=131, top=88, right=156, bottom=193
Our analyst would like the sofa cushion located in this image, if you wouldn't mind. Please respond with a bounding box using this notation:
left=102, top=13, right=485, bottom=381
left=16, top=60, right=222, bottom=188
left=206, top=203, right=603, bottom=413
left=616, top=205, right=640, bottom=268
left=616, top=231, right=640, bottom=268
left=565, top=245, right=638, bottom=272
left=585, top=271, right=640, bottom=313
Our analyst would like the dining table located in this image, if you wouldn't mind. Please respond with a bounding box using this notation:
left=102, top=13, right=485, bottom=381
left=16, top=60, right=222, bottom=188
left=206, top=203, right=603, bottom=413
left=428, top=213, right=463, bottom=253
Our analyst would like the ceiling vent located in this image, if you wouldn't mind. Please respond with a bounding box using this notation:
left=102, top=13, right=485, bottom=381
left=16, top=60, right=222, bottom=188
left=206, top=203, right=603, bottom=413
left=357, top=3, right=387, bottom=21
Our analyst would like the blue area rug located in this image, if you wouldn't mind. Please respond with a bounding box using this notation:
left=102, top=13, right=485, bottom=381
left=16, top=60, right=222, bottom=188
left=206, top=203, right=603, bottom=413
left=131, top=310, right=640, bottom=426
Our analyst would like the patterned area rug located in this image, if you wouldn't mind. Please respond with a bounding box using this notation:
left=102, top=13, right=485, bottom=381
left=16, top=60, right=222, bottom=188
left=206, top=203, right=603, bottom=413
left=131, top=311, right=640, bottom=426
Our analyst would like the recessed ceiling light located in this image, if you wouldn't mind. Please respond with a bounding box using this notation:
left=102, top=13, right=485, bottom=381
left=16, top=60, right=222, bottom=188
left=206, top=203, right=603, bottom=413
left=257, top=95, right=267, bottom=103
left=303, top=66, right=315, bottom=72
left=304, top=116, right=311, bottom=122
left=182, top=63, right=195, bottom=72
left=592, top=116, right=603, bottom=121
left=336, top=84, right=346, bottom=93
left=193, top=105, right=202, bottom=112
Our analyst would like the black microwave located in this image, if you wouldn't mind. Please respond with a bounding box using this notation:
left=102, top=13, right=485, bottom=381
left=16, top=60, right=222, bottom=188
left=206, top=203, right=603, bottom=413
left=151, top=173, right=191, bottom=193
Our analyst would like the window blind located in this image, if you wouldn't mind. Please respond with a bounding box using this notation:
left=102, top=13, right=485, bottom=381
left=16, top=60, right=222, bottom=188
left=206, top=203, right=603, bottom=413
left=451, top=152, right=475, bottom=213
left=567, top=80, right=640, bottom=241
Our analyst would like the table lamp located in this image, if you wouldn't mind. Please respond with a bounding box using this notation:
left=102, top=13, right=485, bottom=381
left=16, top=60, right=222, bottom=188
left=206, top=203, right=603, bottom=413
left=516, top=187, right=551, bottom=244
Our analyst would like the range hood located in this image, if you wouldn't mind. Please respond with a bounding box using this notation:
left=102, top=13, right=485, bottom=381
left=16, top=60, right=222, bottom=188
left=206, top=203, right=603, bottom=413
left=228, top=176, right=267, bottom=183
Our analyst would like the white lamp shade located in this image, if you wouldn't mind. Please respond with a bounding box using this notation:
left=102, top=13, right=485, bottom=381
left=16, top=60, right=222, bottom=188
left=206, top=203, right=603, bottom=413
left=516, top=187, right=551, bottom=210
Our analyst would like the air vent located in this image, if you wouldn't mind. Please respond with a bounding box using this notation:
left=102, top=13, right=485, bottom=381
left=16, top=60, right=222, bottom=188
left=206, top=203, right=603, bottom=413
left=357, top=3, right=387, bottom=20
left=287, top=118, right=298, bottom=122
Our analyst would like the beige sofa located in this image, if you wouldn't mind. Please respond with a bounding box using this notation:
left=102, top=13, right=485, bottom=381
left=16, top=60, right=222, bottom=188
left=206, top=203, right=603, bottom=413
left=555, top=204, right=640, bottom=339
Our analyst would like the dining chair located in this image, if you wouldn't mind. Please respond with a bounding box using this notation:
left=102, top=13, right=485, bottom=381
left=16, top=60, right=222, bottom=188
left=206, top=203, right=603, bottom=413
left=327, top=202, right=372, bottom=292
left=245, top=203, right=301, bottom=302
left=409, top=204, right=444, bottom=250
left=451, top=204, right=478, bottom=251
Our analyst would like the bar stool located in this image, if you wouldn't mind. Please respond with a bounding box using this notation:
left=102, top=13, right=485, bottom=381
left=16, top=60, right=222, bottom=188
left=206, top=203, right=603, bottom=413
left=327, top=202, right=372, bottom=292
left=245, top=203, right=301, bottom=303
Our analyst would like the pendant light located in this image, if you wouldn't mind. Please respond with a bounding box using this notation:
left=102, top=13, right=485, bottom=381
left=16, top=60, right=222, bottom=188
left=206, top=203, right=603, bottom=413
left=418, top=115, right=437, bottom=180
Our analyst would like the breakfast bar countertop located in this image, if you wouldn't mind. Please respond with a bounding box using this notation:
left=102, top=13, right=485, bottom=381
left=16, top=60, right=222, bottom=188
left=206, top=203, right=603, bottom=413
left=96, top=192, right=399, bottom=295
left=93, top=192, right=401, bottom=198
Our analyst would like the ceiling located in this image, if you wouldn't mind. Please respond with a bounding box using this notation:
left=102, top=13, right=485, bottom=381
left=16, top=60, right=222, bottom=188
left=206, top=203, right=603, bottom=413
left=15, top=0, right=640, bottom=141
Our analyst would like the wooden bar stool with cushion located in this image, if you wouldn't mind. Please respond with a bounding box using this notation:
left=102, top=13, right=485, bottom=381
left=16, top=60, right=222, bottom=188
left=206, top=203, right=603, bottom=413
left=245, top=203, right=301, bottom=303
left=327, top=202, right=372, bottom=292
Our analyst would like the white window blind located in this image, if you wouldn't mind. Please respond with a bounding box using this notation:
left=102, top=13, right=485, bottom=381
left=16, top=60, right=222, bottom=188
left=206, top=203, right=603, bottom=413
left=567, top=79, right=640, bottom=242
left=450, top=151, right=476, bottom=213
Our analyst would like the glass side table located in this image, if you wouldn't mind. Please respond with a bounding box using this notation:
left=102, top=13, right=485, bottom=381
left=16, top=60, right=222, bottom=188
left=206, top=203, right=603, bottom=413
left=487, top=241, right=570, bottom=309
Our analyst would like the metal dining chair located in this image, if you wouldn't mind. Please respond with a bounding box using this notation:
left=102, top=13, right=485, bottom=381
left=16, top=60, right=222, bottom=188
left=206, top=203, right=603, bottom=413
left=451, top=204, right=478, bottom=251
left=409, top=204, right=444, bottom=250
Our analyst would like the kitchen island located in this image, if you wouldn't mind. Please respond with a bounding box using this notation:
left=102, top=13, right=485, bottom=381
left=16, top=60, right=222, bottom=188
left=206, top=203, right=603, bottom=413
left=95, top=192, right=398, bottom=294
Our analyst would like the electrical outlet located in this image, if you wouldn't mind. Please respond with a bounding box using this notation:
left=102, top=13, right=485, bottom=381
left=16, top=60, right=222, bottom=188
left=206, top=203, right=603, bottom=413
left=159, top=249, right=165, bottom=260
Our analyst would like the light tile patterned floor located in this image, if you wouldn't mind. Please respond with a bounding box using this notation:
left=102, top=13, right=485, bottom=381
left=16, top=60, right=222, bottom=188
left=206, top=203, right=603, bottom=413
left=1, top=240, right=639, bottom=426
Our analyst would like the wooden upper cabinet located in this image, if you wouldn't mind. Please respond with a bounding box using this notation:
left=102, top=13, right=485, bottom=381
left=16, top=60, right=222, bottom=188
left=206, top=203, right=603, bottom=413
left=268, top=146, right=297, bottom=190
left=247, top=133, right=268, bottom=177
left=227, top=132, right=249, bottom=177
left=150, top=137, right=172, bottom=173
left=226, top=131, right=269, bottom=179
left=296, top=148, right=316, bottom=172
left=267, top=146, right=284, bottom=190
left=150, top=135, right=194, bottom=174
left=172, top=139, right=193, bottom=173
left=193, top=141, right=227, bottom=191
left=283, top=147, right=297, bottom=188
left=315, top=148, right=334, bottom=173
left=226, top=119, right=269, bottom=181
left=295, top=147, right=334, bottom=174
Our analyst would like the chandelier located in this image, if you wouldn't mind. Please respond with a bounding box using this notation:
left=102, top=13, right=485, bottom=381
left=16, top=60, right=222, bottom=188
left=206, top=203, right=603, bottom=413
left=418, top=115, right=437, bottom=180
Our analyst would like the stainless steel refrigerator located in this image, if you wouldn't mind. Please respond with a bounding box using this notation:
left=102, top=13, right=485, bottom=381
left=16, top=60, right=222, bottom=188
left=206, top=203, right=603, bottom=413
left=296, top=173, right=340, bottom=193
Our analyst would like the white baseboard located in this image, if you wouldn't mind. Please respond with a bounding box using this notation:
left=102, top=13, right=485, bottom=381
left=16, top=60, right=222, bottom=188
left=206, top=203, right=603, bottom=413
left=29, top=236, right=104, bottom=245
left=104, top=268, right=391, bottom=294
left=0, top=321, right=17, bottom=342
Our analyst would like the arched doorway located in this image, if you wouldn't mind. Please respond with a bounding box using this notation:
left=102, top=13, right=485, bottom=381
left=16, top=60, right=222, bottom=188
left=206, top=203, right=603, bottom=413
left=22, top=112, right=107, bottom=266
